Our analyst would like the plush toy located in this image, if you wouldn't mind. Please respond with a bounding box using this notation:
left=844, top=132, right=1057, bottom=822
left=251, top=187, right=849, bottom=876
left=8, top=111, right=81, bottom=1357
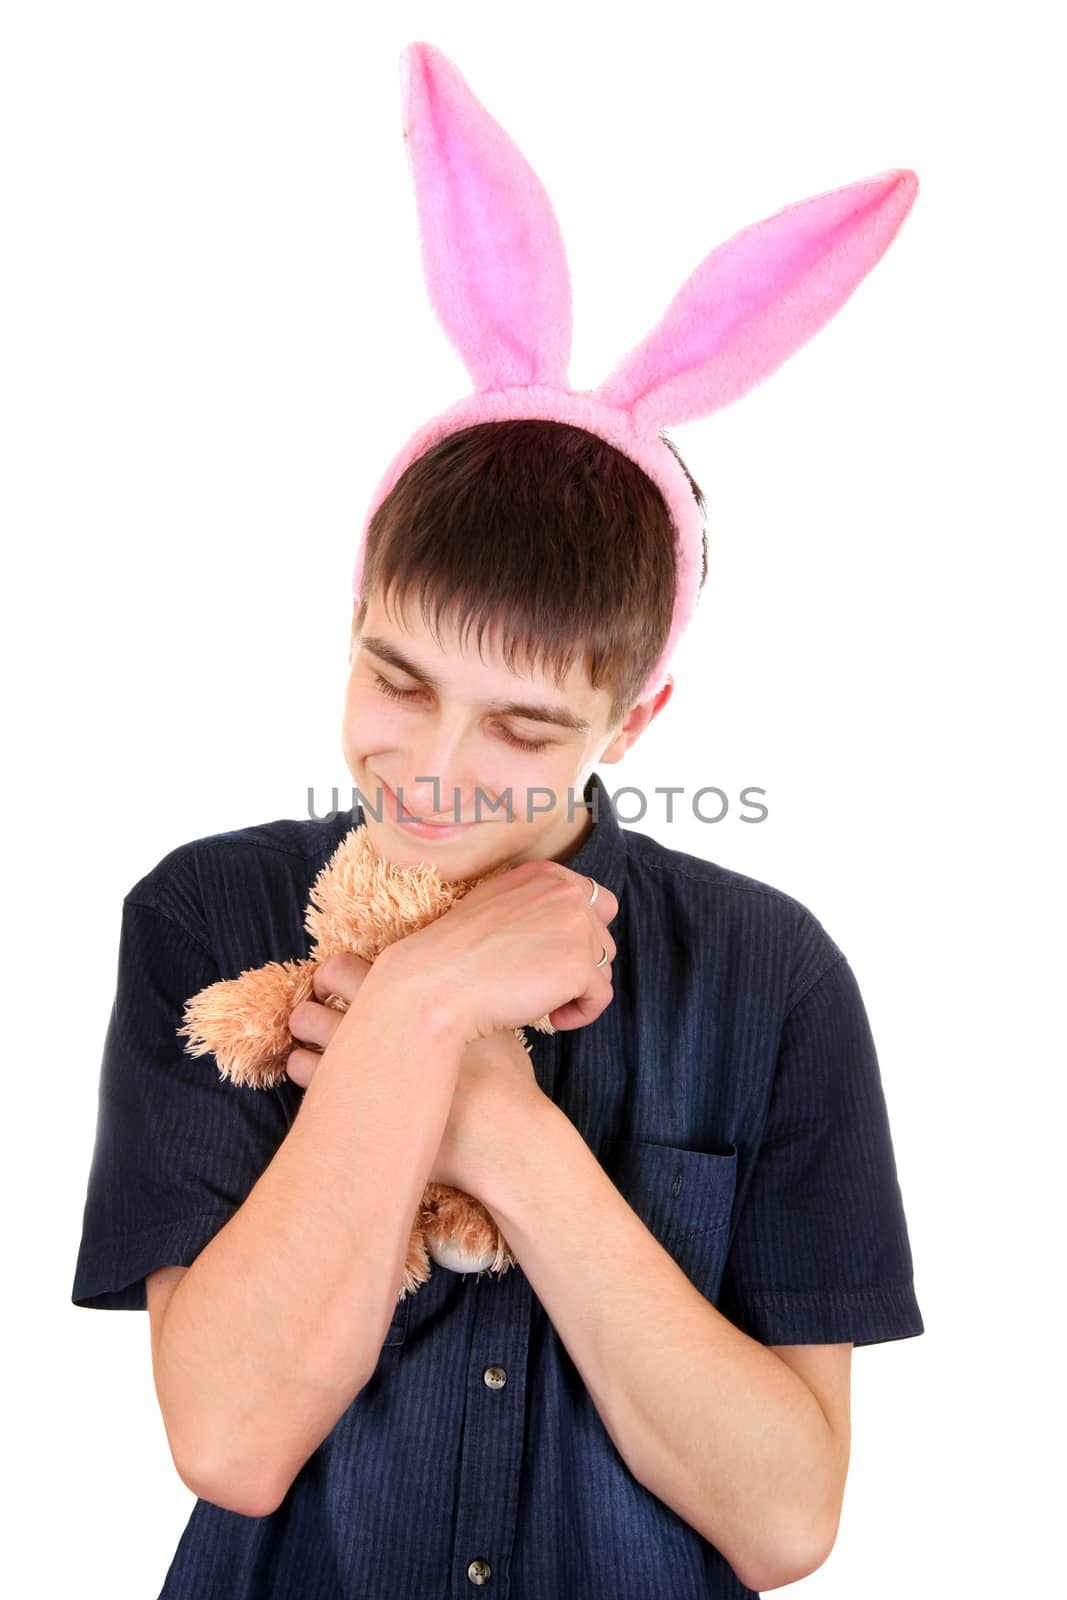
left=179, top=822, right=557, bottom=1300
left=180, top=40, right=918, bottom=1307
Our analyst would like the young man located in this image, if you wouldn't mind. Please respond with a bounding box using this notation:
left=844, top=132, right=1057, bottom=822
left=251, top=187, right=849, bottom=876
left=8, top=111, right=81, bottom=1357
left=72, top=419, right=924, bottom=1598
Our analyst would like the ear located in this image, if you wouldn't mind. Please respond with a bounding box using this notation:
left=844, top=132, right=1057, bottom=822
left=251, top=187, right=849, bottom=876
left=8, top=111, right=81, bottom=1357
left=601, top=674, right=675, bottom=763
left=398, top=41, right=573, bottom=392
left=637, top=674, right=675, bottom=737
left=592, top=169, right=919, bottom=430
left=649, top=673, right=674, bottom=720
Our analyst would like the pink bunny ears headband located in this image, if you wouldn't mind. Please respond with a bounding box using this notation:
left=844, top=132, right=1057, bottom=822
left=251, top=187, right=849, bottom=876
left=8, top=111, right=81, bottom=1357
left=352, top=41, right=919, bottom=705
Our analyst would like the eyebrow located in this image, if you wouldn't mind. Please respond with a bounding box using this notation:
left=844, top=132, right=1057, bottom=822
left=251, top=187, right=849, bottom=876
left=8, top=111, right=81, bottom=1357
left=359, top=636, right=593, bottom=734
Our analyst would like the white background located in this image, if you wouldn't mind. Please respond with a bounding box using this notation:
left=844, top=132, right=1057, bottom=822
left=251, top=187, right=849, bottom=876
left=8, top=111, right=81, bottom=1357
left=5, top=1, right=1062, bottom=1594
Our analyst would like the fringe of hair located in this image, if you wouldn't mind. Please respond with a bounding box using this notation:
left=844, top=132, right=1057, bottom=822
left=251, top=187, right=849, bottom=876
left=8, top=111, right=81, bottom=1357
left=356, top=419, right=707, bottom=731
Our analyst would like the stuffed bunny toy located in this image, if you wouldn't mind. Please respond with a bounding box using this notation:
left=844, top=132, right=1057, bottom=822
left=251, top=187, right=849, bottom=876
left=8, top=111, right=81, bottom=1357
left=179, top=821, right=559, bottom=1300
left=180, top=40, right=917, bottom=1307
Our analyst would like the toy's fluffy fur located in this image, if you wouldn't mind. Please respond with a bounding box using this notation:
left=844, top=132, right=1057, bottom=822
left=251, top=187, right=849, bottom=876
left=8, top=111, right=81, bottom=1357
left=179, top=825, right=557, bottom=1300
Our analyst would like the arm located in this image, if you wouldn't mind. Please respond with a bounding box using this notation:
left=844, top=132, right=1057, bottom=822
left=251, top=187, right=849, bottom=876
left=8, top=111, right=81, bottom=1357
left=153, top=855, right=617, bottom=1516
left=151, top=947, right=462, bottom=1518
left=472, top=1084, right=849, bottom=1594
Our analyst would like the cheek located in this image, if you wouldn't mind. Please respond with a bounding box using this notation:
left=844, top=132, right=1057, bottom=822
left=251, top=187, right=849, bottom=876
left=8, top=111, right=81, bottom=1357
left=485, top=753, right=579, bottom=821
left=342, top=687, right=400, bottom=752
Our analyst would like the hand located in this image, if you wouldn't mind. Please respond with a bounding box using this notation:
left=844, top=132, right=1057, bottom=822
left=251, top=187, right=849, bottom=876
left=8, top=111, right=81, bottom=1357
left=285, top=951, right=374, bottom=1088
left=422, top=1027, right=542, bottom=1191
left=382, top=859, right=619, bottom=1043
left=286, top=953, right=542, bottom=1193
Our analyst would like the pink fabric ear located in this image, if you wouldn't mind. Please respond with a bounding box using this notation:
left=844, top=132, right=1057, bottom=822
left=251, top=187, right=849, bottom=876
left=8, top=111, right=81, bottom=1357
left=355, top=42, right=920, bottom=707
left=399, top=41, right=573, bottom=391
left=593, top=169, right=918, bottom=431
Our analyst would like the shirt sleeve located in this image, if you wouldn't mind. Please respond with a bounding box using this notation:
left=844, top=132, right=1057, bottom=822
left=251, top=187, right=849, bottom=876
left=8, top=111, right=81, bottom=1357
left=71, top=894, right=292, bottom=1310
left=717, top=952, right=925, bottom=1348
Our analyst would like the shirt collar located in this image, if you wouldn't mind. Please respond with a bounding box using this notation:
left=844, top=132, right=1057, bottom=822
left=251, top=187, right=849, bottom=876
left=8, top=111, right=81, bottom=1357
left=554, top=769, right=629, bottom=909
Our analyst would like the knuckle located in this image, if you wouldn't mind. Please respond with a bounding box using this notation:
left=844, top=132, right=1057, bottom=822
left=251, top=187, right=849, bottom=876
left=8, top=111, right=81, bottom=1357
left=316, top=951, right=360, bottom=993
left=510, top=858, right=555, bottom=889
left=536, top=860, right=572, bottom=889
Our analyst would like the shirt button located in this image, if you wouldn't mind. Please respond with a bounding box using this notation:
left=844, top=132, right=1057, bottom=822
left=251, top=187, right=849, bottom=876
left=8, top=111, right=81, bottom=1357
left=483, top=1365, right=507, bottom=1389
left=467, top=1557, right=492, bottom=1585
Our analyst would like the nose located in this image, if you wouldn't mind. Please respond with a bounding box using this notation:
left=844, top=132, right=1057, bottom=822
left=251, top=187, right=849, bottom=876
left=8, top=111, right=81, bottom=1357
left=395, top=775, right=468, bottom=823
left=394, top=720, right=481, bottom=821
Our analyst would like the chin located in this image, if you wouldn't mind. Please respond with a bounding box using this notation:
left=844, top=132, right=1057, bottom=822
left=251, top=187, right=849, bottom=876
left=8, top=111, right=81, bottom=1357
left=359, top=803, right=475, bottom=857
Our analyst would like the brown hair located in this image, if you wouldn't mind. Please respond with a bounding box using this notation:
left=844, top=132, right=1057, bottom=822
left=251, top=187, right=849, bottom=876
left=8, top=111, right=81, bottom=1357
left=354, top=419, right=707, bottom=732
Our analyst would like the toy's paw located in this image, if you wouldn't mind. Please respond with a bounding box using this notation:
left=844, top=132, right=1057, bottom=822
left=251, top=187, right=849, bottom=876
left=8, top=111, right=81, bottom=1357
left=419, top=1183, right=517, bottom=1278
left=179, top=958, right=316, bottom=1089
left=427, top=1235, right=499, bottom=1274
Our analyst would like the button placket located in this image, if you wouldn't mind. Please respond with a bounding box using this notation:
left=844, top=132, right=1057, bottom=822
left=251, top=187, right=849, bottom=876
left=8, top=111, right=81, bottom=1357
left=451, top=1264, right=531, bottom=1599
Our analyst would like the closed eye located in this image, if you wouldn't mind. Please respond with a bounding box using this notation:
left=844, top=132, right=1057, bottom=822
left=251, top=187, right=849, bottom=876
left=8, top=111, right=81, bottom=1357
left=371, top=673, right=553, bottom=755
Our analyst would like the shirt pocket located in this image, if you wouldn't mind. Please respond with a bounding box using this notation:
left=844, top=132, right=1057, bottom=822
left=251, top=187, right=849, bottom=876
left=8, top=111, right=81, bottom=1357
left=598, top=1137, right=738, bottom=1306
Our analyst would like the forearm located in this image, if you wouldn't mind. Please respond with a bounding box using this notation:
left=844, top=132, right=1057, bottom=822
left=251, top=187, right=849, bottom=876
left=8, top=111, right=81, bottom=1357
left=476, top=1092, right=840, bottom=1593
left=155, top=952, right=463, bottom=1515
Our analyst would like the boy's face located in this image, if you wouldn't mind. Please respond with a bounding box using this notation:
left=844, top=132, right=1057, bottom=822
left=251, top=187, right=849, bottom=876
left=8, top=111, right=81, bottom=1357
left=342, top=593, right=671, bottom=878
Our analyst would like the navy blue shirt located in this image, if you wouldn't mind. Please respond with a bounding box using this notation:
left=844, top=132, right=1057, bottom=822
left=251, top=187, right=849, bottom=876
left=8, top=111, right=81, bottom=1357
left=72, top=770, right=924, bottom=1598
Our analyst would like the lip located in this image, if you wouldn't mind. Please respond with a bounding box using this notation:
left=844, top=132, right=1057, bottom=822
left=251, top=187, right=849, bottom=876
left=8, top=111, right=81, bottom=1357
left=373, top=774, right=481, bottom=840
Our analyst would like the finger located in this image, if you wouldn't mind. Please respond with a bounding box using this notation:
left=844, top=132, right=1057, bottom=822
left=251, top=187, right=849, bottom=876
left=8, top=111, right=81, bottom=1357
left=549, top=975, right=614, bottom=1033
left=585, top=879, right=620, bottom=929
left=560, top=866, right=618, bottom=929
left=312, top=952, right=371, bottom=1004
left=285, top=1045, right=322, bottom=1088
left=586, top=914, right=616, bottom=967
left=290, top=997, right=344, bottom=1049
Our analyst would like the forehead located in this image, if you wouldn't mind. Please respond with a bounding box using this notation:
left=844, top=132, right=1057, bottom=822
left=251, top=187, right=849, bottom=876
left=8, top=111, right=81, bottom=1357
left=355, top=596, right=604, bottom=732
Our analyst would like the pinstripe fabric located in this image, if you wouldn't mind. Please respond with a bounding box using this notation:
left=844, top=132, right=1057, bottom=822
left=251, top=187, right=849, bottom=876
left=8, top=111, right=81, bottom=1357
left=71, top=770, right=923, bottom=1598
